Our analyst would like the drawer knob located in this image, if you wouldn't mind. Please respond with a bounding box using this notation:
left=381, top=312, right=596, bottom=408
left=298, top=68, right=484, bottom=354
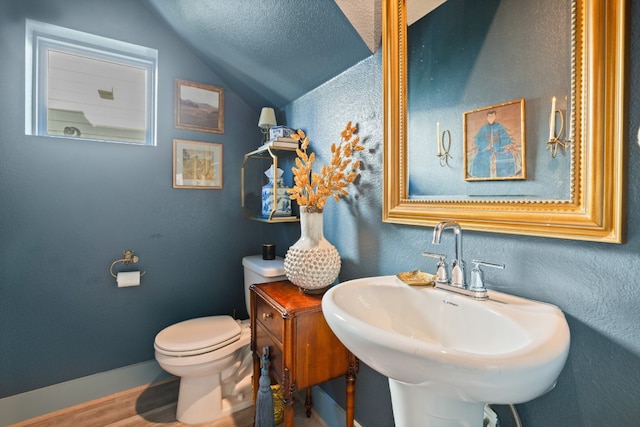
left=262, top=312, right=273, bottom=320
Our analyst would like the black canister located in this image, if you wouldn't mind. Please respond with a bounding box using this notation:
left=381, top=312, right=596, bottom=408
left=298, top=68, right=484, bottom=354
left=262, top=243, right=276, bottom=260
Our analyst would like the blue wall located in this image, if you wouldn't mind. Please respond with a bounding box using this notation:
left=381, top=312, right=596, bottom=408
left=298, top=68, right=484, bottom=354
left=2, top=1, right=640, bottom=426
left=0, top=0, right=262, bottom=398
left=271, top=2, right=640, bottom=425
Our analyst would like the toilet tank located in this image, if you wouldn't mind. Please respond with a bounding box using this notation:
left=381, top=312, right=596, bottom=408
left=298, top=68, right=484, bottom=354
left=242, top=255, right=286, bottom=315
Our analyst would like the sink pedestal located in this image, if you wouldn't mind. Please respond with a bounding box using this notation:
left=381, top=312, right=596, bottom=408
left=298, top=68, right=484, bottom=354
left=389, top=379, right=485, bottom=427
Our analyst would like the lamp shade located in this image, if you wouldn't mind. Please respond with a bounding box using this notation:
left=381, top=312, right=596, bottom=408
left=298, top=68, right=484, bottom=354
left=258, top=107, right=277, bottom=129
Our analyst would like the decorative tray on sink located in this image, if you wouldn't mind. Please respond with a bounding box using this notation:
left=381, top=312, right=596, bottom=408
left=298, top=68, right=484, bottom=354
left=396, top=270, right=436, bottom=286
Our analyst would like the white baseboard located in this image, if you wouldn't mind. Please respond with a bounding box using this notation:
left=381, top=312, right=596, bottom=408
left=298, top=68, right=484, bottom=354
left=0, top=360, right=169, bottom=426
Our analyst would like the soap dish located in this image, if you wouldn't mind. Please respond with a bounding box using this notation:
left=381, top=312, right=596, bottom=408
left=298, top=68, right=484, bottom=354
left=396, top=270, right=436, bottom=286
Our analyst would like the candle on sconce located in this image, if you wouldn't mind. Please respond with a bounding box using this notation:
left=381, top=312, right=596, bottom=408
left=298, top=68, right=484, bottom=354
left=549, top=96, right=557, bottom=140
left=437, top=122, right=442, bottom=156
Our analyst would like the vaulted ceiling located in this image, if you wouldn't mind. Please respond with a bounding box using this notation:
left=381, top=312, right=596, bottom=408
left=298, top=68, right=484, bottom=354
left=143, top=0, right=378, bottom=111
left=142, top=0, right=447, bottom=112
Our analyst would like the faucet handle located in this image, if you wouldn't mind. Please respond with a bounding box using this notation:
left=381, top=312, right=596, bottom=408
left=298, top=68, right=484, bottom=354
left=468, top=260, right=505, bottom=291
left=422, top=252, right=448, bottom=284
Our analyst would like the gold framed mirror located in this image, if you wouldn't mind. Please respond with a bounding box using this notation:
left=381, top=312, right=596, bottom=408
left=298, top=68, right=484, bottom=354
left=382, top=0, right=627, bottom=243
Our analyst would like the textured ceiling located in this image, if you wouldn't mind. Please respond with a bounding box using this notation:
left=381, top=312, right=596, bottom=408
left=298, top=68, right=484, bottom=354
left=407, top=0, right=447, bottom=24
left=335, top=0, right=381, bottom=52
left=143, top=0, right=375, bottom=111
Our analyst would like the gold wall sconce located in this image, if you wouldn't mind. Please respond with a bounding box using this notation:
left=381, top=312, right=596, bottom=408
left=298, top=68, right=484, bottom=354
left=547, top=96, right=571, bottom=158
left=437, top=124, right=453, bottom=167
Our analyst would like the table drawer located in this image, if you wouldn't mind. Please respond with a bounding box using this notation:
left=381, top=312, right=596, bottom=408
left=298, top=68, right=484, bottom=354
left=255, top=295, right=283, bottom=342
left=254, top=323, right=283, bottom=382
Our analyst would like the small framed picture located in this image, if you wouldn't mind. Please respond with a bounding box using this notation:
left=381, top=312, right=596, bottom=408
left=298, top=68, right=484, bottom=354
left=173, top=139, right=222, bottom=189
left=175, top=79, right=224, bottom=134
left=463, top=99, right=526, bottom=181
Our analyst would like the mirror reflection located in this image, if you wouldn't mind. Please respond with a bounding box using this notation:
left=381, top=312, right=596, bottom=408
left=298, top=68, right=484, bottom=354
left=407, top=0, right=572, bottom=201
left=382, top=0, right=626, bottom=242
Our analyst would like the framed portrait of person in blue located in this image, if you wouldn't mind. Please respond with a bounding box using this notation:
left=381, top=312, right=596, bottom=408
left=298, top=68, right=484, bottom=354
left=463, top=99, right=526, bottom=181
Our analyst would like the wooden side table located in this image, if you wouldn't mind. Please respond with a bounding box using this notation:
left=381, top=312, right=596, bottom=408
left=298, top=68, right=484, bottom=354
left=250, top=280, right=358, bottom=427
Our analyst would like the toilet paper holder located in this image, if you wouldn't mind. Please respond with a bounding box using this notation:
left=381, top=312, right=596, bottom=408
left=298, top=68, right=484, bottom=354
left=110, top=250, right=146, bottom=278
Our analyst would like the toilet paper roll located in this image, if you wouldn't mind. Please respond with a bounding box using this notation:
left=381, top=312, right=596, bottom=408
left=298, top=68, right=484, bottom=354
left=117, top=271, right=140, bottom=287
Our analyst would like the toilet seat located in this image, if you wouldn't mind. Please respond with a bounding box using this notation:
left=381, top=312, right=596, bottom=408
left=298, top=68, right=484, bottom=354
left=154, top=315, right=241, bottom=357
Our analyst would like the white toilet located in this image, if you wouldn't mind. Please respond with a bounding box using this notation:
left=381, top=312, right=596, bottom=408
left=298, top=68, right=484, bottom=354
left=154, top=255, right=286, bottom=424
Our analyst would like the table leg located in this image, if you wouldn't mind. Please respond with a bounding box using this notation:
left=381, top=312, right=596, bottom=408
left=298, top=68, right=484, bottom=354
left=305, top=387, right=313, bottom=417
left=345, top=361, right=357, bottom=427
left=283, top=396, right=295, bottom=427
left=252, top=353, right=260, bottom=404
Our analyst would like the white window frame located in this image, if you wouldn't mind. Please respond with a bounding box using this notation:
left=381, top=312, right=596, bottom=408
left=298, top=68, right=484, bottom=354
left=25, top=19, right=158, bottom=146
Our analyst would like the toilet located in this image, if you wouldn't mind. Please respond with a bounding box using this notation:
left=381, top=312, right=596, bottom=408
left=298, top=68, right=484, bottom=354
left=154, top=255, right=286, bottom=424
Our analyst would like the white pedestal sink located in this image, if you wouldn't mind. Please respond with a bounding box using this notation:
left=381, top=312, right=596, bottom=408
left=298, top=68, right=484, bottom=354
left=322, top=276, right=570, bottom=427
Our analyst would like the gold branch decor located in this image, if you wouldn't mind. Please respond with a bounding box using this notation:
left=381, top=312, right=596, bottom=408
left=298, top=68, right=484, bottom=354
left=288, top=122, right=364, bottom=210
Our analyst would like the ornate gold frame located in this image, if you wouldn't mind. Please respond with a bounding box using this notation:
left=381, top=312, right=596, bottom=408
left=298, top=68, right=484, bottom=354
left=382, top=0, right=628, bottom=243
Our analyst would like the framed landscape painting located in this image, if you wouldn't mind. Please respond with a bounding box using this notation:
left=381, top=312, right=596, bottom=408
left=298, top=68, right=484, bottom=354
left=175, top=79, right=224, bottom=134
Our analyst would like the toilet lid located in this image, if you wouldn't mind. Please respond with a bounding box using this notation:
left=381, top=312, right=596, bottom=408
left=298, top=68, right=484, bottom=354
left=154, top=315, right=241, bottom=356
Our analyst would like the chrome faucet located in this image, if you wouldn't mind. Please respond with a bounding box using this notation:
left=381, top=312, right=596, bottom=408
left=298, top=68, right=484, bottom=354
left=429, top=221, right=505, bottom=300
left=432, top=221, right=465, bottom=288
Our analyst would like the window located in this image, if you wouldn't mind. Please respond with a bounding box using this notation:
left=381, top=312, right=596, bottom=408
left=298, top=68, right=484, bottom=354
left=25, top=19, right=158, bottom=146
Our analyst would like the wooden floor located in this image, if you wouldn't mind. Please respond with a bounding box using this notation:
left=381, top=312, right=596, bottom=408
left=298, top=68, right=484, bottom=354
left=11, top=378, right=326, bottom=427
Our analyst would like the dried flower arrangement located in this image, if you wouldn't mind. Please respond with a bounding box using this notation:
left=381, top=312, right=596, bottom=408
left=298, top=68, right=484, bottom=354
left=288, top=122, right=364, bottom=210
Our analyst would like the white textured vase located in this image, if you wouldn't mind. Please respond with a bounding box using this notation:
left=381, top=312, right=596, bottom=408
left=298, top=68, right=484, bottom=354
left=284, top=206, right=341, bottom=293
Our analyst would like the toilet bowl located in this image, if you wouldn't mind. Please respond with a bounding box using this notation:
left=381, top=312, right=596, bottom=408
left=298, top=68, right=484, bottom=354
left=155, top=316, right=253, bottom=424
left=153, top=255, right=286, bottom=424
